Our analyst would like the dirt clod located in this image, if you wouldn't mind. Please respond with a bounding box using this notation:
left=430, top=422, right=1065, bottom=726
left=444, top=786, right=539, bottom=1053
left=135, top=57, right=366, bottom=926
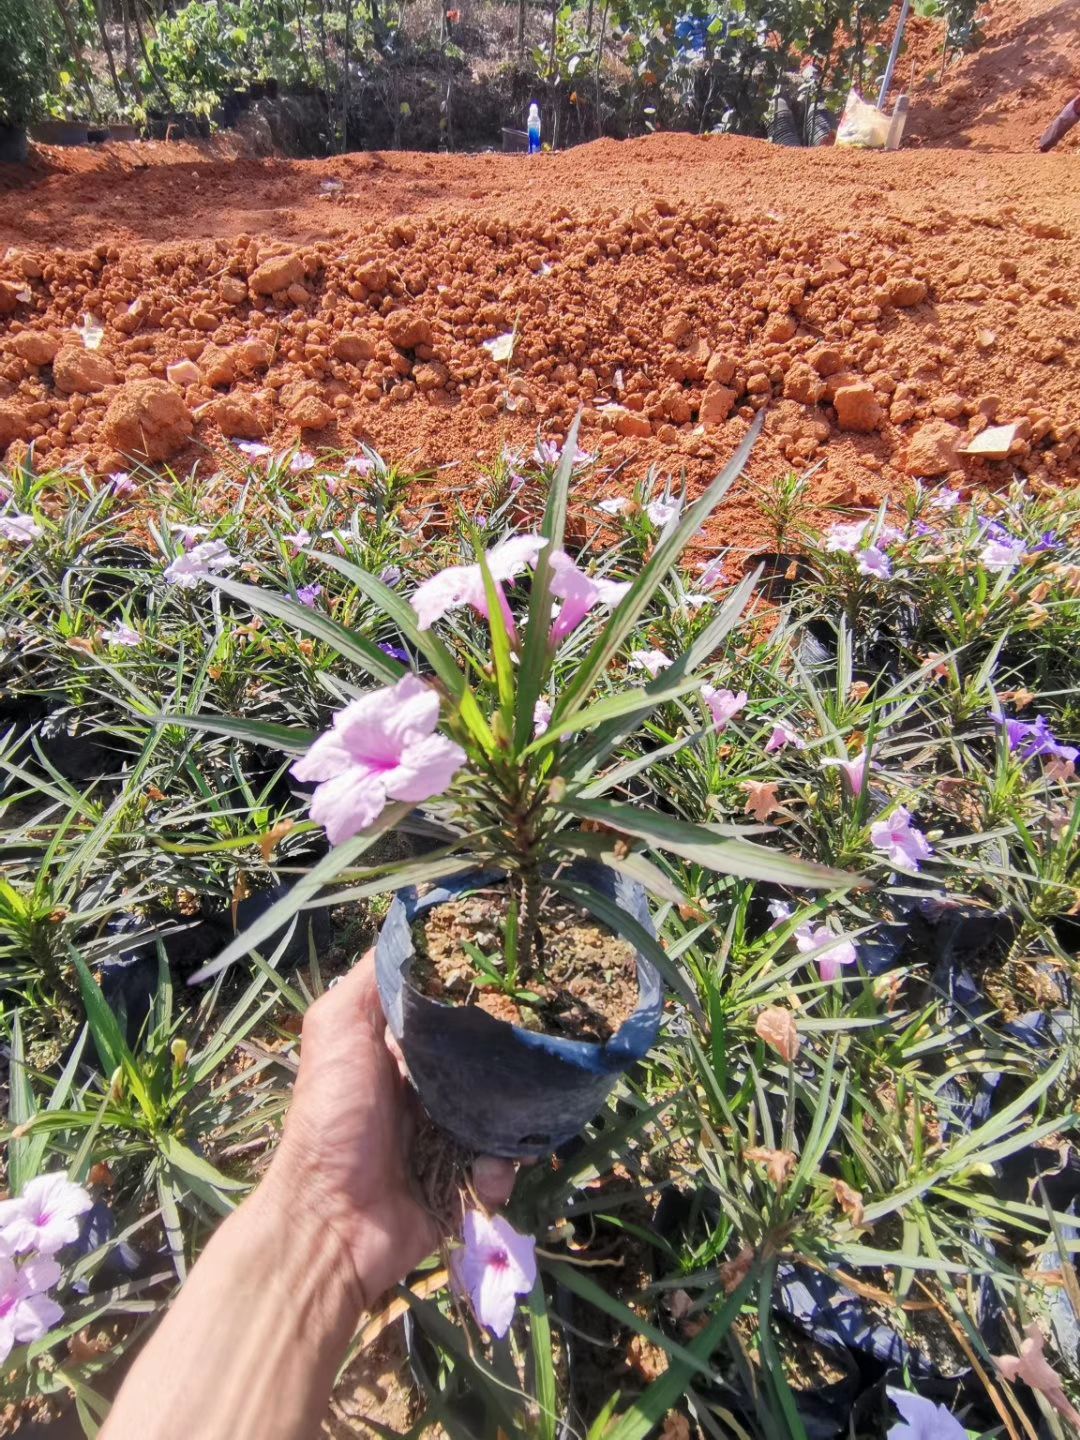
left=103, top=379, right=194, bottom=462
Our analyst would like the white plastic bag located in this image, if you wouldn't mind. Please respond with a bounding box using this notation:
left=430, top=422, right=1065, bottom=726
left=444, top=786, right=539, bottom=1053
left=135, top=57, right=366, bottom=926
left=835, top=88, right=891, bottom=149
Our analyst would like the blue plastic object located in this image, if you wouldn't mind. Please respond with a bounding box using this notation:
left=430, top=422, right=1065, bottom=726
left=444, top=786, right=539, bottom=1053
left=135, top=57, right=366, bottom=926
left=375, top=861, right=662, bottom=1158
left=528, top=103, right=541, bottom=154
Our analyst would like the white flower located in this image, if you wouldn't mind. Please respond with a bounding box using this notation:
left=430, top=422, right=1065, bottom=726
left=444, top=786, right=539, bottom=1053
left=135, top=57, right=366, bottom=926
left=164, top=539, right=237, bottom=589
left=234, top=440, right=272, bottom=458
left=825, top=520, right=869, bottom=554
left=0, top=513, right=43, bottom=544
left=857, top=545, right=892, bottom=579
left=289, top=451, right=316, bottom=473
left=533, top=698, right=552, bottom=736
left=646, top=497, right=682, bottom=529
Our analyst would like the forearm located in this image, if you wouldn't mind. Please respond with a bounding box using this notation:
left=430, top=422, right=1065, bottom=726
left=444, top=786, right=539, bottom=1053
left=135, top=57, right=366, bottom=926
left=102, top=1164, right=362, bottom=1440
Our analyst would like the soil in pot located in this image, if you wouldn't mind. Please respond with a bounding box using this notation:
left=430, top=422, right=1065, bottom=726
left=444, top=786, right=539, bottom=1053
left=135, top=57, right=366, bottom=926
left=410, top=888, right=639, bottom=1044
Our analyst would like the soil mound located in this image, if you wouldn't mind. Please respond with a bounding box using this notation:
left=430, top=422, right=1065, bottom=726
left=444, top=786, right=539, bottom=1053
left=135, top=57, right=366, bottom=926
left=0, top=132, right=1076, bottom=549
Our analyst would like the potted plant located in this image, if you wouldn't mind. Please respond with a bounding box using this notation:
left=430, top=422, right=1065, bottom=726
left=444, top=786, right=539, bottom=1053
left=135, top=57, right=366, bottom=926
left=177, top=416, right=853, bottom=1157
left=0, top=0, right=53, bottom=163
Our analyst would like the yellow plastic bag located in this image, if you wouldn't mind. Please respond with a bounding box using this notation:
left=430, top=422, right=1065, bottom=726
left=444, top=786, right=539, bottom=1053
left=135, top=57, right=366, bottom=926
left=835, top=88, right=891, bottom=149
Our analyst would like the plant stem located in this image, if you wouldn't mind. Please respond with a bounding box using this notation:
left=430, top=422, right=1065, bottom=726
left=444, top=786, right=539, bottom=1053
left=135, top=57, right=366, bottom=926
left=517, top=868, right=542, bottom=980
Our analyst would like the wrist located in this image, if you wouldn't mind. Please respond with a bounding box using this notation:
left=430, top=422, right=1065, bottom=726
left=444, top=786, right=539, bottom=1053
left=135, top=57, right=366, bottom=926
left=251, top=1155, right=369, bottom=1318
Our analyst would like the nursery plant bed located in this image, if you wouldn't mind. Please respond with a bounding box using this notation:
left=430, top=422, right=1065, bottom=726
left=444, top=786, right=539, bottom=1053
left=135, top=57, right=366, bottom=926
left=29, top=120, right=90, bottom=147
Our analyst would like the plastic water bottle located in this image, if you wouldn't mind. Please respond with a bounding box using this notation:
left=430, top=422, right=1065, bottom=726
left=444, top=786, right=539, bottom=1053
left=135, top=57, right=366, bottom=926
left=528, top=103, right=541, bottom=154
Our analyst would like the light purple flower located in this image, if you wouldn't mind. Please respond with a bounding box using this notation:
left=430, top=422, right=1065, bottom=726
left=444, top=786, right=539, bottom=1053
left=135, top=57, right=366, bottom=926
left=698, top=557, right=727, bottom=588
left=980, top=534, right=1025, bottom=572
left=533, top=697, right=552, bottom=737
left=101, top=622, right=140, bottom=648
left=631, top=648, right=673, bottom=679
left=646, top=497, right=681, bottom=529
left=795, top=922, right=858, bottom=982
left=825, top=520, right=869, bottom=554
left=289, top=450, right=316, bottom=474
left=767, top=899, right=793, bottom=928
left=534, top=439, right=560, bottom=467
left=821, top=753, right=867, bottom=796
left=548, top=551, right=630, bottom=645
left=379, top=642, right=410, bottom=663
left=475, top=514, right=488, bottom=530
left=0, top=513, right=43, bottom=544
left=0, top=1174, right=92, bottom=1257
left=765, top=723, right=803, bottom=754
left=701, top=685, right=747, bottom=731
left=379, top=564, right=403, bottom=588
left=172, top=523, right=208, bottom=550
left=290, top=675, right=466, bottom=845
left=857, top=545, right=892, bottom=580
left=886, top=1387, right=968, bottom=1440
left=410, top=534, right=546, bottom=636
left=929, top=488, right=959, bottom=512
left=509, top=474, right=526, bottom=495
left=871, top=806, right=933, bottom=871
left=681, top=592, right=711, bottom=612
left=344, top=455, right=374, bottom=477
left=284, top=528, right=312, bottom=555
left=109, top=471, right=137, bottom=497
left=0, top=1256, right=64, bottom=1364
left=597, top=496, right=631, bottom=516
left=451, top=1210, right=537, bottom=1339
left=234, top=440, right=272, bottom=459
left=164, top=539, right=237, bottom=589
left=296, top=583, right=322, bottom=609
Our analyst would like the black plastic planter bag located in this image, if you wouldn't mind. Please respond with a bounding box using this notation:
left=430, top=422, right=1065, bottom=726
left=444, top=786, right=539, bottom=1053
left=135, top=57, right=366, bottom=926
left=375, top=860, right=662, bottom=1159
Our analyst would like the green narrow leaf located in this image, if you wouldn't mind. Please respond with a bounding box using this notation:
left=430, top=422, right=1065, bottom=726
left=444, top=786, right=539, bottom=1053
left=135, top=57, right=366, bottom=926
left=68, top=949, right=154, bottom=1117
left=591, top=1274, right=754, bottom=1440
left=7, top=1014, right=35, bottom=1196
left=528, top=1277, right=557, bottom=1440
left=561, top=796, right=859, bottom=890
left=209, top=573, right=405, bottom=684
left=187, top=808, right=411, bottom=984
left=513, top=412, right=582, bottom=750
left=152, top=712, right=314, bottom=753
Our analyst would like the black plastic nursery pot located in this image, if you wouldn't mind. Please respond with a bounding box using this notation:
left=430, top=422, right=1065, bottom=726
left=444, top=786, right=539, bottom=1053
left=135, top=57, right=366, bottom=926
left=29, top=119, right=90, bottom=147
left=375, top=861, right=662, bottom=1160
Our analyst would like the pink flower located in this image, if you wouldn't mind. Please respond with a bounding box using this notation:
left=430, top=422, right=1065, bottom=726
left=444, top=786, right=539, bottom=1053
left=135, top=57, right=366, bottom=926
left=548, top=550, right=630, bottom=645
left=857, top=545, right=892, bottom=580
left=765, top=723, right=803, bottom=754
left=284, top=528, right=312, bottom=555
left=0, top=513, right=43, bottom=544
left=0, top=1174, right=92, bottom=1256
left=234, top=440, right=272, bottom=459
left=344, top=455, right=374, bottom=477
left=173, top=523, right=208, bottom=549
left=325, top=476, right=340, bottom=495
left=0, top=1256, right=64, bottom=1364
left=164, top=539, right=237, bottom=589
left=825, top=520, right=869, bottom=554
left=290, top=675, right=466, bottom=845
left=451, top=1211, right=537, bottom=1339
left=630, top=648, right=673, bottom=679
left=109, top=471, right=137, bottom=497
left=533, top=697, right=552, bottom=736
left=410, top=534, right=547, bottom=636
left=795, top=922, right=858, bottom=982
left=101, top=622, right=140, bottom=648
left=871, top=806, right=933, bottom=871
left=821, top=753, right=867, bottom=796
left=289, top=451, right=316, bottom=474
left=646, top=497, right=681, bottom=528
left=701, top=685, right=747, bottom=731
left=533, top=439, right=560, bottom=467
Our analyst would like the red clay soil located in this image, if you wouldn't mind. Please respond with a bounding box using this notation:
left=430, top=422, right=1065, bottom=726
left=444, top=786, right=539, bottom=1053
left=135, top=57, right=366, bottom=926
left=898, top=0, right=1080, bottom=152
left=0, top=119, right=1077, bottom=554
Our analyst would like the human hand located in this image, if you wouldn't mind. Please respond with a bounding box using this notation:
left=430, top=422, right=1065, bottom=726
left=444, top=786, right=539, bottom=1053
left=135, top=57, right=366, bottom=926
left=263, top=950, right=439, bottom=1309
